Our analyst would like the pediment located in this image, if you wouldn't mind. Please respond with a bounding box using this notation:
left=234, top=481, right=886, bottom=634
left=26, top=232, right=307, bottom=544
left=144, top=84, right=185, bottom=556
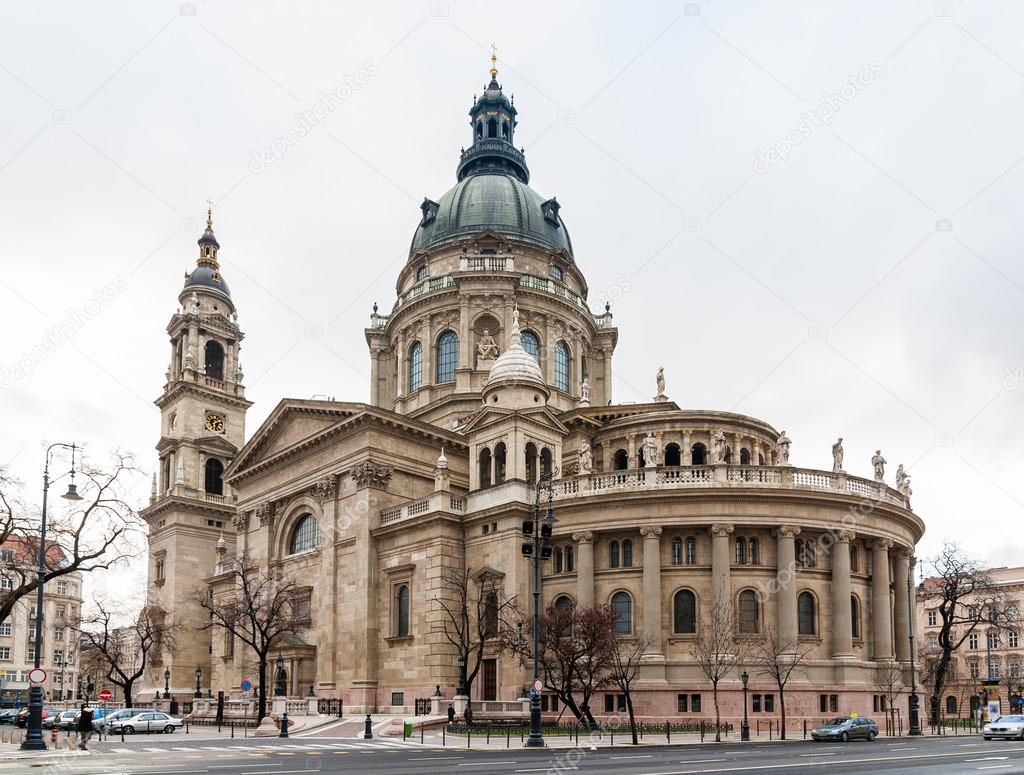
left=462, top=404, right=568, bottom=435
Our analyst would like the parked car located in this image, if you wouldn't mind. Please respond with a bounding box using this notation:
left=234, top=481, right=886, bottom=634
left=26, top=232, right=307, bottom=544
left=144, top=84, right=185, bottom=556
left=983, top=715, right=1024, bottom=740
left=94, top=708, right=151, bottom=732
left=108, top=711, right=182, bottom=735
left=51, top=710, right=79, bottom=730
left=72, top=707, right=115, bottom=731
left=15, top=707, right=54, bottom=728
left=0, top=709, right=19, bottom=724
left=811, top=715, right=879, bottom=742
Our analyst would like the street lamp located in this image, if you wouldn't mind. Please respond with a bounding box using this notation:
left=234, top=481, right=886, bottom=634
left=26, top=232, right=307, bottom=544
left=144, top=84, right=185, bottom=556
left=275, top=656, right=286, bottom=697
left=907, top=556, right=921, bottom=735
left=21, top=442, right=81, bottom=752
left=740, top=671, right=750, bottom=741
left=521, top=469, right=557, bottom=748
left=456, top=653, right=467, bottom=697
left=194, top=665, right=202, bottom=699
left=163, top=669, right=171, bottom=699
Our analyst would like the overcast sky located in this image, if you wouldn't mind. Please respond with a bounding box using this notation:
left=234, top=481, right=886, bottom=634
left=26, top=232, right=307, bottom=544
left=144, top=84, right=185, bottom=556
left=2, top=1, right=1023, bottom=599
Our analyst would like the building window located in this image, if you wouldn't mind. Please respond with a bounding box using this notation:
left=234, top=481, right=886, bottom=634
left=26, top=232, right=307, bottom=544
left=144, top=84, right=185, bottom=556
left=664, top=443, right=681, bottom=466
left=395, top=585, right=410, bottom=637
left=677, top=694, right=688, bottom=712
left=27, top=648, right=35, bottom=662
left=673, top=589, right=696, bottom=634
left=946, top=696, right=959, bottom=716
left=0, top=648, right=9, bottom=661
left=970, top=661, right=980, bottom=679
left=609, top=541, right=620, bottom=568
left=553, top=546, right=563, bottom=573
left=748, top=538, right=759, bottom=565
left=53, top=650, right=63, bottom=664
left=550, top=265, right=564, bottom=282
left=685, top=537, right=697, bottom=565
left=1010, top=631, right=1019, bottom=648
left=622, top=539, right=633, bottom=568
left=0, top=577, right=10, bottom=591
left=969, top=633, right=978, bottom=650
left=564, top=545, right=574, bottom=573
left=613, top=449, right=629, bottom=470
left=691, top=694, right=701, bottom=712
left=391, top=692, right=405, bottom=707
left=288, top=514, right=320, bottom=554
left=408, top=341, right=423, bottom=392
left=204, top=458, right=224, bottom=495
left=521, top=331, right=540, bottom=363
left=798, top=592, right=816, bottom=635
left=671, top=538, right=682, bottom=566
left=604, top=693, right=626, bottom=712
left=851, top=596, right=861, bottom=639
left=204, top=340, right=225, bottom=380
left=54, top=627, right=65, bottom=642
left=927, top=609, right=937, bottom=627
left=738, top=590, right=760, bottom=634
left=819, top=694, right=838, bottom=713
left=611, top=592, right=632, bottom=634
left=155, top=558, right=165, bottom=584
left=850, top=544, right=859, bottom=573
left=1011, top=661, right=1021, bottom=679
left=0, top=622, right=10, bottom=637
left=56, top=580, right=68, bottom=596
left=691, top=443, right=707, bottom=465
left=988, top=632, right=999, bottom=650
left=416, top=265, right=428, bottom=281
left=0, top=549, right=12, bottom=562
left=753, top=694, right=762, bottom=712
left=436, top=331, right=458, bottom=383
left=554, top=341, right=570, bottom=392
left=735, top=537, right=746, bottom=565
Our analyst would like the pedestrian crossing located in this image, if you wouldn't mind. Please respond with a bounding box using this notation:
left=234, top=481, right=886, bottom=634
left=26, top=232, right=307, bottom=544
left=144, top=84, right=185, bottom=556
left=97, top=739, right=413, bottom=756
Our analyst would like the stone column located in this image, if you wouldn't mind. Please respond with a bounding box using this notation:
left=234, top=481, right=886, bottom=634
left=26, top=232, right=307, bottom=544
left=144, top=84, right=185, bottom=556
left=776, top=526, right=800, bottom=647
left=627, top=434, right=637, bottom=468
left=871, top=539, right=894, bottom=660
left=573, top=531, right=594, bottom=608
left=892, top=547, right=911, bottom=662
left=710, top=524, right=734, bottom=611
left=831, top=530, right=855, bottom=658
left=641, top=527, right=663, bottom=655
left=603, top=347, right=613, bottom=405
left=458, top=298, right=471, bottom=370
left=601, top=441, right=611, bottom=473
left=682, top=432, right=692, bottom=465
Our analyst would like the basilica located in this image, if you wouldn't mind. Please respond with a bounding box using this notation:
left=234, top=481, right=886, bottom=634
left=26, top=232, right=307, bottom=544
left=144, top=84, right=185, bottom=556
left=141, top=60, right=924, bottom=723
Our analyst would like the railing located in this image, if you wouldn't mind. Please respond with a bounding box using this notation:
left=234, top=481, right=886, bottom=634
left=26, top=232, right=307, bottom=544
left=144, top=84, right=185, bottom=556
left=460, top=256, right=514, bottom=273
left=203, top=376, right=225, bottom=390
left=659, top=467, right=714, bottom=485
left=379, top=491, right=466, bottom=527
left=518, top=275, right=586, bottom=307
left=396, top=274, right=456, bottom=308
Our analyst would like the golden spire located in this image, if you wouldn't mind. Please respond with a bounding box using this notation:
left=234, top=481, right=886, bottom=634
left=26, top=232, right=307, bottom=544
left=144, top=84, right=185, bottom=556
left=206, top=197, right=214, bottom=230
left=489, top=43, right=498, bottom=79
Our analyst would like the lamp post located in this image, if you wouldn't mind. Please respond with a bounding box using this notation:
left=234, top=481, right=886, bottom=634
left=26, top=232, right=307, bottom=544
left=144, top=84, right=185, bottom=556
left=456, top=653, right=467, bottom=697
left=194, top=665, right=202, bottom=699
left=521, top=469, right=557, bottom=748
left=21, top=442, right=82, bottom=752
left=907, top=556, right=921, bottom=735
left=275, top=656, right=286, bottom=697
left=740, top=671, right=750, bottom=741
left=163, top=669, right=171, bottom=699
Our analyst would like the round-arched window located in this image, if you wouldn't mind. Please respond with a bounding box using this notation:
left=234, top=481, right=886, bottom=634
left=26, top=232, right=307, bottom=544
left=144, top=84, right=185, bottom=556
left=521, top=330, right=540, bottom=362
left=673, top=589, right=697, bottom=634
left=436, top=331, right=458, bottom=383
left=798, top=591, right=816, bottom=635
left=611, top=591, right=632, bottom=634
left=289, top=514, right=320, bottom=554
left=554, top=341, right=570, bottom=392
left=408, top=341, right=423, bottom=392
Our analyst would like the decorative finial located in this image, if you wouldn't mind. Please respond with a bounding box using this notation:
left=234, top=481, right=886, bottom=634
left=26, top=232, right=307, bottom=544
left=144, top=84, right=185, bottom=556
left=490, top=43, right=498, bottom=79
left=372, top=301, right=378, bottom=314
left=206, top=198, right=214, bottom=230
left=436, top=445, right=448, bottom=469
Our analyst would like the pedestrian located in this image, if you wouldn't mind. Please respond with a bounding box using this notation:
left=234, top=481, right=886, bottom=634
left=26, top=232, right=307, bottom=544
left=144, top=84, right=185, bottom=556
left=77, top=703, right=94, bottom=750
left=447, top=705, right=455, bottom=725
left=464, top=705, right=473, bottom=726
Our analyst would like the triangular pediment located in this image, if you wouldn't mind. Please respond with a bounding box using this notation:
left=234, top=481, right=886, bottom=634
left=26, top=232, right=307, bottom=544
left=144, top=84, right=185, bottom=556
left=462, top=404, right=568, bottom=435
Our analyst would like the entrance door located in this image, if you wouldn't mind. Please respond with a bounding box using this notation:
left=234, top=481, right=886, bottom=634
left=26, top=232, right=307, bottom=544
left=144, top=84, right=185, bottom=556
left=482, top=659, right=497, bottom=701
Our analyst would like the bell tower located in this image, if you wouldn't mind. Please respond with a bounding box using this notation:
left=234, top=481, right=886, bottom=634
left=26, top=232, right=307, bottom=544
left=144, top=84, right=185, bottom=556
left=142, top=206, right=252, bottom=696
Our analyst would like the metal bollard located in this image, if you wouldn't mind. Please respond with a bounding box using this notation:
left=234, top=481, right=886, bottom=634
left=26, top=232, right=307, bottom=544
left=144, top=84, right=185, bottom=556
left=467, top=726, right=471, bottom=748
left=442, top=724, right=445, bottom=747
left=422, top=723, right=425, bottom=744
left=506, top=726, right=510, bottom=748
left=666, top=720, right=670, bottom=744
left=279, top=711, right=289, bottom=739
left=363, top=713, right=373, bottom=740
left=231, top=721, right=234, bottom=738
left=803, top=720, right=807, bottom=739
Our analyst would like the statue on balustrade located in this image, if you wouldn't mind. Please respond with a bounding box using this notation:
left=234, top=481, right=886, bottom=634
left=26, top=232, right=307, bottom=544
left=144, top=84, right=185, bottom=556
left=189, top=291, right=200, bottom=315
left=775, top=430, right=792, bottom=465
left=656, top=367, right=665, bottom=396
left=641, top=432, right=659, bottom=467
left=871, top=450, right=887, bottom=482
left=711, top=431, right=728, bottom=464
left=895, top=463, right=912, bottom=499
left=832, top=437, right=844, bottom=472
left=579, top=378, right=590, bottom=406
left=477, top=329, right=499, bottom=360
left=578, top=440, right=593, bottom=474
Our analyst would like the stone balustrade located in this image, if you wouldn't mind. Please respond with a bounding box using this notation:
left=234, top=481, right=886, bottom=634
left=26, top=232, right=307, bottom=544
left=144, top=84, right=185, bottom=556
left=379, top=490, right=466, bottom=527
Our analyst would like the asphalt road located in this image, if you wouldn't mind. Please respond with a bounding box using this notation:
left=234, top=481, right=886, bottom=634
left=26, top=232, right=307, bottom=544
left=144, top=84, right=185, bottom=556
left=4, top=734, right=1024, bottom=774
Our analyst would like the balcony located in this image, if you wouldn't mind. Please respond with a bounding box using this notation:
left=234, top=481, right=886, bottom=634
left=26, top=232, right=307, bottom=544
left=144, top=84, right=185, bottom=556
left=553, top=465, right=910, bottom=509
left=378, top=491, right=466, bottom=528
left=459, top=255, right=514, bottom=273
left=395, top=274, right=456, bottom=309
left=518, top=275, right=586, bottom=308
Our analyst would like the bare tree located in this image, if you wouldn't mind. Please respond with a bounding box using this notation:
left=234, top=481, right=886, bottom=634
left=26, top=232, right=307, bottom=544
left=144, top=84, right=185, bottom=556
left=0, top=455, right=145, bottom=626
left=749, top=626, right=814, bottom=740
left=436, top=567, right=517, bottom=700
left=918, top=543, right=1017, bottom=724
left=874, top=660, right=906, bottom=734
left=607, top=633, right=652, bottom=744
left=692, top=600, right=748, bottom=742
left=78, top=600, right=174, bottom=708
left=195, top=557, right=304, bottom=721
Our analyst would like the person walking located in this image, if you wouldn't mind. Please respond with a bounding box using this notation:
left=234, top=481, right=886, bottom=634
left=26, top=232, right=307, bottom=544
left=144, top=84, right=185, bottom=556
left=447, top=705, right=455, bottom=725
left=76, top=704, right=94, bottom=750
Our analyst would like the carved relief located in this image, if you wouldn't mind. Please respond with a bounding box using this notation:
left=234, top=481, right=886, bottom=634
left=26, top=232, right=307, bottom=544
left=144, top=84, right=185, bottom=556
left=572, top=531, right=594, bottom=545
left=254, top=501, right=273, bottom=527
left=777, top=525, right=801, bottom=539
left=312, top=475, right=337, bottom=506
left=709, top=523, right=734, bottom=538
left=352, top=460, right=393, bottom=489
left=231, top=511, right=250, bottom=533
left=835, top=529, right=855, bottom=543
left=640, top=526, right=662, bottom=540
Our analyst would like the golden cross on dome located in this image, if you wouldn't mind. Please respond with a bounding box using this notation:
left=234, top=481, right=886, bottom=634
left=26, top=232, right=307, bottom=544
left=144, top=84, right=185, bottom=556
left=205, top=198, right=214, bottom=229
left=490, top=43, right=498, bottom=79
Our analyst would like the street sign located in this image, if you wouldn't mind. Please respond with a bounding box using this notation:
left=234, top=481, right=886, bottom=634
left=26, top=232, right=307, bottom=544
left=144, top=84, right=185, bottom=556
left=240, top=679, right=252, bottom=692
left=98, top=689, right=113, bottom=702
left=28, top=668, right=46, bottom=685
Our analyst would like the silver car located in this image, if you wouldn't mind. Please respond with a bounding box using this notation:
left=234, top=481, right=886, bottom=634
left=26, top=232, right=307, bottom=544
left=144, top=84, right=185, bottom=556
left=983, top=715, right=1024, bottom=740
left=108, top=711, right=183, bottom=734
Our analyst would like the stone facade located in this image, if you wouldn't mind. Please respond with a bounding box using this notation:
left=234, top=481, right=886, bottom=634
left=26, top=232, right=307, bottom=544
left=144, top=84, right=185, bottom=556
left=141, top=66, right=926, bottom=724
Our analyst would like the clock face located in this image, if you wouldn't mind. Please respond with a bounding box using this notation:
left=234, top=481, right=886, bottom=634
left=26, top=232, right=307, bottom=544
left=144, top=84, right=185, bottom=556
left=205, top=414, right=224, bottom=433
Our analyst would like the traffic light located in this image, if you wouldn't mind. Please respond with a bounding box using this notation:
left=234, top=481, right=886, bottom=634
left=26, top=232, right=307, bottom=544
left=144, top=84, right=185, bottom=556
left=541, top=545, right=553, bottom=560
left=521, top=542, right=534, bottom=556
left=540, top=522, right=552, bottom=539
left=522, top=520, right=534, bottom=536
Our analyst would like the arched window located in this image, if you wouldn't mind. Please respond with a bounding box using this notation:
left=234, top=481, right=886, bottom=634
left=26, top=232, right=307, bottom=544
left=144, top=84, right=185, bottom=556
left=289, top=514, right=320, bottom=554
left=204, top=458, right=224, bottom=495
left=501, top=120, right=509, bottom=139
left=540, top=448, right=553, bottom=477
left=553, top=546, right=563, bottom=573
left=554, top=595, right=574, bottom=636
left=476, top=122, right=483, bottom=139
left=478, top=447, right=492, bottom=489
left=724, top=447, right=732, bottom=464
left=525, top=442, right=538, bottom=482
left=494, top=442, right=507, bottom=485
left=671, top=537, right=682, bottom=566
left=691, top=443, right=707, bottom=465
left=946, top=696, right=958, bottom=716
left=395, top=584, right=410, bottom=637
left=611, top=592, right=632, bottom=634
left=436, top=331, right=458, bottom=383
left=685, top=537, right=697, bottom=565
left=204, top=340, right=224, bottom=380
left=850, top=545, right=859, bottom=573
left=748, top=538, right=760, bottom=565
left=738, top=590, right=760, bottom=633
left=622, top=539, right=633, bottom=568
left=664, top=443, right=681, bottom=467
left=487, top=117, right=497, bottom=138
left=554, top=595, right=574, bottom=612
left=521, top=330, right=540, bottom=362
left=483, top=590, right=498, bottom=638
left=565, top=545, right=574, bottom=573
left=613, top=449, right=629, bottom=470
left=735, top=538, right=746, bottom=565
left=740, top=448, right=751, bottom=465
left=554, top=341, right=570, bottom=392
left=408, top=341, right=423, bottom=392
left=758, top=453, right=765, bottom=465
left=609, top=540, right=620, bottom=568
left=851, top=595, right=861, bottom=639
left=798, top=592, right=816, bottom=635
left=674, top=589, right=697, bottom=634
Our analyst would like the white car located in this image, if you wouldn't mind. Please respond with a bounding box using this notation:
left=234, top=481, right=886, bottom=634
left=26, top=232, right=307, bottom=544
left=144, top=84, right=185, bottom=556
left=983, top=715, right=1024, bottom=740
left=108, top=711, right=183, bottom=734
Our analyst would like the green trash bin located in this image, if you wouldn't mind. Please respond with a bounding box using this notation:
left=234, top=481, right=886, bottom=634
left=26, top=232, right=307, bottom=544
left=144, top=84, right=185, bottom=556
left=404, top=722, right=413, bottom=739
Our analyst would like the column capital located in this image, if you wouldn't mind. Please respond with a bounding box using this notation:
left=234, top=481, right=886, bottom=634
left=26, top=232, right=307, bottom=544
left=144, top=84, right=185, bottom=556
left=572, top=530, right=594, bottom=545
left=893, top=545, right=913, bottom=561
left=776, top=525, right=801, bottom=538
left=871, top=538, right=894, bottom=552
left=640, top=526, right=662, bottom=540
left=709, top=523, right=734, bottom=538
left=835, top=529, right=856, bottom=543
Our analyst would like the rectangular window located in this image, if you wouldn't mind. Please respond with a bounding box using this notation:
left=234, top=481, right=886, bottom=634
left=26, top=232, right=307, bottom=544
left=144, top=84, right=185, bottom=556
left=873, top=695, right=879, bottom=713
left=53, top=650, right=63, bottom=664
left=820, top=694, right=828, bottom=713
left=677, top=694, right=688, bottom=713
left=390, top=692, right=404, bottom=707
left=604, top=694, right=625, bottom=712
left=1011, top=662, right=1021, bottom=679
left=764, top=694, right=775, bottom=713
left=830, top=695, right=838, bottom=713
left=927, top=610, right=937, bottom=627
left=1010, top=631, right=1019, bottom=648
left=0, top=647, right=9, bottom=660
left=0, top=622, right=10, bottom=637
left=0, top=577, right=10, bottom=591
left=752, top=694, right=761, bottom=713
left=56, top=581, right=68, bottom=595
left=988, top=633, right=998, bottom=649
left=992, top=662, right=1001, bottom=679
left=690, top=694, right=701, bottom=713
left=604, top=694, right=614, bottom=713
left=0, top=549, right=13, bottom=562
left=27, top=647, right=35, bottom=662
left=54, top=627, right=64, bottom=641
left=970, top=661, right=980, bottom=679
left=541, top=695, right=550, bottom=712
left=969, top=633, right=978, bottom=650
left=56, top=605, right=65, bottom=619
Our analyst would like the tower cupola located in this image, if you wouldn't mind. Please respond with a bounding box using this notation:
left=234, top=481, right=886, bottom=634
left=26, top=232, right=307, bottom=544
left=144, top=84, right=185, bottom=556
left=457, top=50, right=529, bottom=184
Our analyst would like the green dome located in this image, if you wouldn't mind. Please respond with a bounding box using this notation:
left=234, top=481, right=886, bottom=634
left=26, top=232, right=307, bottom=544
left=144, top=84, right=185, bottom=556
left=411, top=172, right=573, bottom=256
